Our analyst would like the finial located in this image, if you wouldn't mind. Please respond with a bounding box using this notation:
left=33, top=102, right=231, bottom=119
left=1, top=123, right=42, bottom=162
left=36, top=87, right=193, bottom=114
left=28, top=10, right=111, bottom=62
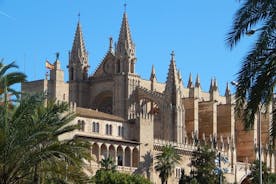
left=56, top=52, right=60, bottom=60
left=170, top=50, right=175, bottom=61
left=109, top=37, right=113, bottom=52
left=124, top=2, right=127, bottom=12
left=78, top=12, right=80, bottom=22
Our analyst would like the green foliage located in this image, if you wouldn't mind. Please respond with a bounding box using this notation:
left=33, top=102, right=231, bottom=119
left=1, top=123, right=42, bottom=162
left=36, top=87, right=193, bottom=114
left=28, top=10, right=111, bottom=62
left=249, top=160, right=268, bottom=184
left=91, top=170, right=152, bottom=184
left=155, top=144, right=181, bottom=184
left=0, top=93, right=91, bottom=183
left=100, top=156, right=117, bottom=171
left=226, top=0, right=276, bottom=133
left=190, top=146, right=218, bottom=184
left=0, top=60, right=26, bottom=100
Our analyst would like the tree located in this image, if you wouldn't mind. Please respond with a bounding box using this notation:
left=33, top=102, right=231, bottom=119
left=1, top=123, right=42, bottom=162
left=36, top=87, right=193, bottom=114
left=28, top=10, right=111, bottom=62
left=91, top=170, right=152, bottom=184
left=154, top=144, right=181, bottom=184
left=100, top=156, right=116, bottom=171
left=248, top=160, right=276, bottom=184
left=0, top=60, right=26, bottom=100
left=0, top=93, right=91, bottom=183
left=226, top=1, right=276, bottom=131
left=190, top=146, right=218, bottom=184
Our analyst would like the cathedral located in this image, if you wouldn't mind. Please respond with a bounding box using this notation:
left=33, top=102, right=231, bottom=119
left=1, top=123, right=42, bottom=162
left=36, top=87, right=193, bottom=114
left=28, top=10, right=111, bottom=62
left=22, top=11, right=274, bottom=184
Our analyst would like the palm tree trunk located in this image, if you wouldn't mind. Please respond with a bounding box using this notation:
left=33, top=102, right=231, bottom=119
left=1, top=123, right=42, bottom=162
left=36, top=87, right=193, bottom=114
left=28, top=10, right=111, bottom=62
left=33, top=164, right=39, bottom=184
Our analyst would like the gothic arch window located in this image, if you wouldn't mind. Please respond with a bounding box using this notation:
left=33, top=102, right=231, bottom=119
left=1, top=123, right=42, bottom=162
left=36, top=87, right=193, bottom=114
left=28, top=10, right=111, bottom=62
left=130, top=62, right=134, bottom=73
left=105, top=124, right=109, bottom=135
left=70, top=68, right=74, bottom=80
left=109, top=125, right=112, bottom=135
left=117, top=60, right=120, bottom=73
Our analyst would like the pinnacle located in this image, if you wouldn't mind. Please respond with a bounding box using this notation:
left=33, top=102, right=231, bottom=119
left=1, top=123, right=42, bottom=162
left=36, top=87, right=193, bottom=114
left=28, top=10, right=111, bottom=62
left=116, top=12, right=134, bottom=55
left=150, top=65, right=156, bottom=80
left=195, top=74, right=200, bottom=88
left=71, top=21, right=88, bottom=62
left=225, top=82, right=231, bottom=96
left=187, top=73, right=193, bottom=88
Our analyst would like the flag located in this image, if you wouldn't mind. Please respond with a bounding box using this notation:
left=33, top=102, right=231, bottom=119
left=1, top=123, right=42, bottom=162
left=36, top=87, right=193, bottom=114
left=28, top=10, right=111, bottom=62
left=45, top=60, right=55, bottom=70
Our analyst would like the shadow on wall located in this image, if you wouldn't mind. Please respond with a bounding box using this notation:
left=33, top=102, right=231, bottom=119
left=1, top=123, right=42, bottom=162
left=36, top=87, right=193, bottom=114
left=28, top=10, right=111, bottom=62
left=134, top=151, right=153, bottom=180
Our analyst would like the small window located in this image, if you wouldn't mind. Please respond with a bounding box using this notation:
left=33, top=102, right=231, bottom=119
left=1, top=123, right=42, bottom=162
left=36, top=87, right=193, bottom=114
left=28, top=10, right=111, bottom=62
left=105, top=124, right=109, bottom=135
left=96, top=123, right=99, bottom=133
left=78, top=120, right=85, bottom=131
left=109, top=125, right=112, bottom=135
left=92, top=122, right=96, bottom=132
left=118, top=126, right=121, bottom=136
left=121, top=127, right=124, bottom=137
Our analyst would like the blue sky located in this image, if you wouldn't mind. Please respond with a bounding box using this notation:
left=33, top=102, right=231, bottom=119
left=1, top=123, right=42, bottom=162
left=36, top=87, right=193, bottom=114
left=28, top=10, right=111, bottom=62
left=0, top=1, right=256, bottom=94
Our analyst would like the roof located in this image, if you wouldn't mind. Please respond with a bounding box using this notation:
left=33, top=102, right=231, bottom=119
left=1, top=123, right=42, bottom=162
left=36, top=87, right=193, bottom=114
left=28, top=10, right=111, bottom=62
left=76, top=107, right=125, bottom=122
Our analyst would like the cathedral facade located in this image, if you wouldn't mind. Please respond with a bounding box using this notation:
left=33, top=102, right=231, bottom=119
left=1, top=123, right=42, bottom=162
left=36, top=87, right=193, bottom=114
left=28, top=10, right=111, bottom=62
left=22, top=12, right=274, bottom=184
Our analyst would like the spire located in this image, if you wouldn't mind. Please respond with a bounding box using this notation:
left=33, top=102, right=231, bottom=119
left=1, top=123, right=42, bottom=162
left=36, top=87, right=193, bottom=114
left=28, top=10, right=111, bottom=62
left=70, top=21, right=88, bottom=65
left=195, top=74, right=200, bottom=88
left=165, top=51, right=179, bottom=93
left=209, top=77, right=218, bottom=92
left=187, top=73, right=193, bottom=88
left=109, top=37, right=113, bottom=53
left=69, top=20, right=89, bottom=81
left=116, top=12, right=135, bottom=56
left=225, top=82, right=231, bottom=96
left=209, top=78, right=214, bottom=92
left=150, top=65, right=156, bottom=81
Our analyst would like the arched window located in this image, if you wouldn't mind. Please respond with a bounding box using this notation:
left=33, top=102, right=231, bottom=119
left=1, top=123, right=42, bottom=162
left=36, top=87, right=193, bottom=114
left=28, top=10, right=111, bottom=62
left=105, top=124, right=109, bottom=135
left=97, top=123, right=100, bottom=133
left=117, top=60, right=120, bottom=73
left=92, top=122, right=96, bottom=132
left=121, top=127, right=124, bottom=137
left=70, top=68, right=74, bottom=80
left=109, top=125, right=112, bottom=135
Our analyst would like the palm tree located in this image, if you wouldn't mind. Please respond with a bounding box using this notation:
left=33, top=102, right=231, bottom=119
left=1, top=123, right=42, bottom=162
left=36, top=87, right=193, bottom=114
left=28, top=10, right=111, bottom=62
left=0, top=93, right=91, bottom=183
left=226, top=1, right=275, bottom=131
left=154, top=144, right=181, bottom=184
left=100, top=156, right=116, bottom=171
left=0, top=60, right=26, bottom=100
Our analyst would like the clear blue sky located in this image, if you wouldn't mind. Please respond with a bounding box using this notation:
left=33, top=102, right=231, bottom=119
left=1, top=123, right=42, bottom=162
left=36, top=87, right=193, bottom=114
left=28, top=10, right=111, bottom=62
left=0, top=0, right=255, bottom=94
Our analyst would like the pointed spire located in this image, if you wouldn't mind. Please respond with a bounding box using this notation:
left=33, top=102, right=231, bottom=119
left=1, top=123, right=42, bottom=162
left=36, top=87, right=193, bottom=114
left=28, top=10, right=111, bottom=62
left=209, top=78, right=214, bottom=92
left=109, top=37, right=113, bottom=52
left=150, top=65, right=156, bottom=81
left=187, top=73, right=193, bottom=88
left=209, top=77, right=218, bottom=92
left=116, top=12, right=135, bottom=56
left=225, top=82, right=231, bottom=96
left=71, top=21, right=88, bottom=64
left=195, top=74, right=200, bottom=88
left=165, top=51, right=179, bottom=93
left=214, top=78, right=218, bottom=90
